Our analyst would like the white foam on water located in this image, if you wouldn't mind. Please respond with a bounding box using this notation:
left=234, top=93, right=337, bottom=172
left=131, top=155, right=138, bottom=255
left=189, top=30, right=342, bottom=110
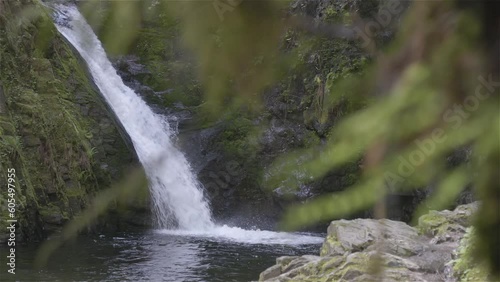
left=156, top=225, right=324, bottom=245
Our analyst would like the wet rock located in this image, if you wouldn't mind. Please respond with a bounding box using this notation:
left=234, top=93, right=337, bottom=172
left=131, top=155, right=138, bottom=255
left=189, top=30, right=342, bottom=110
left=46, top=185, right=57, bottom=195
left=0, top=83, right=6, bottom=114
left=418, top=202, right=478, bottom=240
left=114, top=55, right=150, bottom=77
left=103, top=144, right=118, bottom=155
left=68, top=196, right=82, bottom=214
left=39, top=205, right=65, bottom=225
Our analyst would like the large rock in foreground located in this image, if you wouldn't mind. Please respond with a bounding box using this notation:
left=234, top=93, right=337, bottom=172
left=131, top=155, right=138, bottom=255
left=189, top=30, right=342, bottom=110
left=259, top=203, right=480, bottom=281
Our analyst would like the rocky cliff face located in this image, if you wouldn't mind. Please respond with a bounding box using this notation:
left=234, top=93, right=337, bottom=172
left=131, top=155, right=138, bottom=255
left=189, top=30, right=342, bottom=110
left=173, top=0, right=473, bottom=228
left=107, top=0, right=399, bottom=229
left=110, top=0, right=464, bottom=229
left=259, top=202, right=489, bottom=281
left=0, top=0, right=144, bottom=242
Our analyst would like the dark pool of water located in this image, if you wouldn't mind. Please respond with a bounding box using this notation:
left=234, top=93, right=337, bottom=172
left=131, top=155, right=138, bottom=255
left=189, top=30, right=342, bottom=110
left=0, top=229, right=323, bottom=281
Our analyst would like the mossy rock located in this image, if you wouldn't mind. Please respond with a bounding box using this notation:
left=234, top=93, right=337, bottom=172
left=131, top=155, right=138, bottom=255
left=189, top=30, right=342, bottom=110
left=417, top=211, right=450, bottom=236
left=261, top=203, right=481, bottom=281
left=452, top=227, right=491, bottom=282
left=0, top=0, right=136, bottom=242
left=321, top=219, right=423, bottom=258
left=39, top=205, right=66, bottom=225
left=417, top=203, right=478, bottom=237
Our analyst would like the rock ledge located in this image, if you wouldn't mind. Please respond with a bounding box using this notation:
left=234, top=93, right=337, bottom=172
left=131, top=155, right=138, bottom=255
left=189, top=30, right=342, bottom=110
left=259, top=202, right=479, bottom=281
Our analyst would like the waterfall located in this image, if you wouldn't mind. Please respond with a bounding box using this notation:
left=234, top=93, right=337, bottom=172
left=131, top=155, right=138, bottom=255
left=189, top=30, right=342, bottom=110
left=53, top=5, right=214, bottom=230
left=51, top=4, right=324, bottom=245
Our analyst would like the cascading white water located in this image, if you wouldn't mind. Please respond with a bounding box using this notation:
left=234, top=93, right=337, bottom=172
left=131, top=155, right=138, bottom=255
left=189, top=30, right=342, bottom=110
left=53, top=4, right=323, bottom=245
left=54, top=5, right=214, bottom=230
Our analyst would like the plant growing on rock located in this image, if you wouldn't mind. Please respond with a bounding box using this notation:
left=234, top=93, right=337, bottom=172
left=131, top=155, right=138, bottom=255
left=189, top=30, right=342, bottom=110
left=5, top=0, right=497, bottom=278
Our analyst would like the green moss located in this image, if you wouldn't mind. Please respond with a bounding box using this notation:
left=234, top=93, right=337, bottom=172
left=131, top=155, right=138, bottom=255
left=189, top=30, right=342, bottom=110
left=0, top=0, right=133, bottom=241
left=340, top=253, right=370, bottom=271
left=91, top=7, right=203, bottom=108
left=417, top=211, right=449, bottom=236
left=452, top=227, right=490, bottom=281
left=39, top=204, right=62, bottom=217
left=320, top=236, right=334, bottom=256
left=302, top=130, right=321, bottom=147
left=319, top=256, right=344, bottom=273
left=277, top=4, right=369, bottom=140
left=220, top=116, right=254, bottom=155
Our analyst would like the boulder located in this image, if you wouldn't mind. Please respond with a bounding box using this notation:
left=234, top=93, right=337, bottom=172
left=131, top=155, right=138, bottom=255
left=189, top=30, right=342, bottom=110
left=259, top=202, right=482, bottom=282
left=320, top=218, right=425, bottom=257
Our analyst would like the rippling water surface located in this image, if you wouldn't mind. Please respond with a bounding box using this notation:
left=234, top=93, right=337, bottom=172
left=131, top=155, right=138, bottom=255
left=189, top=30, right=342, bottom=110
left=1, top=229, right=323, bottom=281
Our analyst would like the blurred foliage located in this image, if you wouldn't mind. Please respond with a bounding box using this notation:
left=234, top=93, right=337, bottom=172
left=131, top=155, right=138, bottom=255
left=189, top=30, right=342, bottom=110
left=173, top=0, right=289, bottom=114
left=5, top=0, right=497, bottom=277
left=166, top=0, right=497, bottom=276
